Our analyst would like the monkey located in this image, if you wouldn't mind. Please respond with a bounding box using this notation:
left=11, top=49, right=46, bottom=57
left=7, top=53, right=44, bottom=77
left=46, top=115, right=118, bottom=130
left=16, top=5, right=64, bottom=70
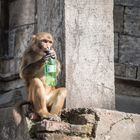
left=19, top=32, right=67, bottom=120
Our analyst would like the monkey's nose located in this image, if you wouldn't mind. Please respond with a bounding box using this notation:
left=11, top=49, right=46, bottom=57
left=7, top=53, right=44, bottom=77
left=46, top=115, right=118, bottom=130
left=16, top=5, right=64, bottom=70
left=46, top=47, right=50, bottom=50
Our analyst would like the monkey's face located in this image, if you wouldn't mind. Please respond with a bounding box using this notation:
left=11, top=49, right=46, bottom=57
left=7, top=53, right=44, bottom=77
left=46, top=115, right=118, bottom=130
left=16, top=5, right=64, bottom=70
left=32, top=32, right=54, bottom=56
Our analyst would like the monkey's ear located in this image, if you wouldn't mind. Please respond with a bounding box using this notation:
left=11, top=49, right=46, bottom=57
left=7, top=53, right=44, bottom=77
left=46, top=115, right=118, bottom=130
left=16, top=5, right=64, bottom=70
left=32, top=35, right=36, bottom=39
left=31, top=35, right=36, bottom=43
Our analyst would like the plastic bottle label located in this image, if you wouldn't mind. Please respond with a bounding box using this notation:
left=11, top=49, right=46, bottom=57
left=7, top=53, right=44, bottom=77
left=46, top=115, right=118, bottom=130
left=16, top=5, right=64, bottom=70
left=47, top=65, right=56, bottom=73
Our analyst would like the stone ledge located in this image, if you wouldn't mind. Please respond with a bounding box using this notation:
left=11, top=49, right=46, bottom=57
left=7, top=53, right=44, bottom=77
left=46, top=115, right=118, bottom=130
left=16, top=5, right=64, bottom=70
left=0, top=107, right=140, bottom=140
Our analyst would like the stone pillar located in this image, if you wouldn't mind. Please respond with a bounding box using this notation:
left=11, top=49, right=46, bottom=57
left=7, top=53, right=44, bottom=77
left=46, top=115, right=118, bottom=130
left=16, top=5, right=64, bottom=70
left=65, top=0, right=115, bottom=109
left=37, top=0, right=115, bottom=109
left=0, top=0, right=35, bottom=105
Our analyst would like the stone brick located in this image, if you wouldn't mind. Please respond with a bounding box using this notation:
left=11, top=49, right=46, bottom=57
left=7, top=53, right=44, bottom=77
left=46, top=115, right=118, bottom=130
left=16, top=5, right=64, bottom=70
left=115, top=0, right=140, bottom=7
left=124, top=7, right=140, bottom=36
left=114, top=6, right=124, bottom=33
left=125, top=7, right=140, bottom=16
left=114, top=33, right=119, bottom=62
left=0, top=79, right=25, bottom=93
left=115, top=63, right=126, bottom=77
left=115, top=79, right=140, bottom=97
left=34, top=120, right=70, bottom=133
left=125, top=65, right=137, bottom=79
left=34, top=120, right=93, bottom=137
left=9, top=0, right=35, bottom=29
left=119, top=35, right=140, bottom=65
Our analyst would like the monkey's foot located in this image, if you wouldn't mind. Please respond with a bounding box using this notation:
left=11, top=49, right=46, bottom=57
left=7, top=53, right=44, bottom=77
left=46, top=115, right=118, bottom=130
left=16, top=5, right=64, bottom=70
left=28, top=113, right=41, bottom=121
left=42, top=115, right=61, bottom=122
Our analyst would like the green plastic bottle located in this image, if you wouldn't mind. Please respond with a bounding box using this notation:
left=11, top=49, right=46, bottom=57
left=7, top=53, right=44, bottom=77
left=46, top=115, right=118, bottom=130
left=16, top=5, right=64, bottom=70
left=44, top=58, right=57, bottom=87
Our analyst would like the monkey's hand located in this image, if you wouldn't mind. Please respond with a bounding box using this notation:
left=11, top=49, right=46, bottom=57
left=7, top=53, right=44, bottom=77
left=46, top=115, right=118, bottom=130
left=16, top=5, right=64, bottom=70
left=50, top=49, right=56, bottom=59
left=40, top=54, right=50, bottom=63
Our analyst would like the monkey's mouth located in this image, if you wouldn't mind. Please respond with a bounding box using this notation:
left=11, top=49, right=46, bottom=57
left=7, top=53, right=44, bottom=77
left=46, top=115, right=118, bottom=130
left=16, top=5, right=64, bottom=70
left=44, top=50, right=50, bottom=56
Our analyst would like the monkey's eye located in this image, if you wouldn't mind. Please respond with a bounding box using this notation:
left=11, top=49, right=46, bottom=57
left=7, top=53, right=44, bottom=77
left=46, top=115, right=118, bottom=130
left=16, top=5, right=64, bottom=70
left=40, top=39, right=52, bottom=44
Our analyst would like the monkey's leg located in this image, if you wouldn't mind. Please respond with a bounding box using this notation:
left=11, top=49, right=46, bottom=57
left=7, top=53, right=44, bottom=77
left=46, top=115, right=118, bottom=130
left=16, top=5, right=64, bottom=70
left=48, top=88, right=67, bottom=115
left=29, top=78, right=52, bottom=117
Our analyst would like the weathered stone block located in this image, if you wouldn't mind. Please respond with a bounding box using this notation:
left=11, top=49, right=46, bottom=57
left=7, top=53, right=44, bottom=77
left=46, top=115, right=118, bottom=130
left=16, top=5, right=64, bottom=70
left=115, top=79, right=140, bottom=97
left=29, top=108, right=95, bottom=139
left=34, top=120, right=70, bottom=132
left=114, top=6, right=124, bottom=33
left=125, top=65, right=137, bottom=79
left=115, top=63, right=126, bottom=77
left=34, top=120, right=93, bottom=137
left=124, top=7, right=140, bottom=36
left=119, top=35, right=140, bottom=65
left=115, top=0, right=140, bottom=7
left=0, top=79, right=25, bottom=93
left=125, top=7, right=140, bottom=16
left=114, top=33, right=119, bottom=62
left=9, top=0, right=35, bottom=29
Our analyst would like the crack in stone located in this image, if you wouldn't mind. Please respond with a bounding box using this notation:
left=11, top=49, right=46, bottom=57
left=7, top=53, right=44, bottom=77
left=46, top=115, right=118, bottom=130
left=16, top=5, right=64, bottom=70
left=102, top=114, right=134, bottom=139
left=92, top=111, right=100, bottom=138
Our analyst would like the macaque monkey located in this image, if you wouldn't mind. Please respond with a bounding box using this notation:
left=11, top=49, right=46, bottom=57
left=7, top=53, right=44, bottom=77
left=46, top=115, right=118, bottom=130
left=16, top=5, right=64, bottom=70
left=19, top=32, right=67, bottom=120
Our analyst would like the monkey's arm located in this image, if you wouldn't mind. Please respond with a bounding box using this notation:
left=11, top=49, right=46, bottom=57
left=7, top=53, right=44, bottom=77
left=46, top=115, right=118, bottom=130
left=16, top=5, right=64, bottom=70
left=20, top=55, right=47, bottom=80
left=56, top=60, right=61, bottom=76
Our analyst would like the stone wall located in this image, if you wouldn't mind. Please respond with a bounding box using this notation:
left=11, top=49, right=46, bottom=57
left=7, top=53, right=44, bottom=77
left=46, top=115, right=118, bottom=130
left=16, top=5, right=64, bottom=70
left=114, top=0, right=140, bottom=113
